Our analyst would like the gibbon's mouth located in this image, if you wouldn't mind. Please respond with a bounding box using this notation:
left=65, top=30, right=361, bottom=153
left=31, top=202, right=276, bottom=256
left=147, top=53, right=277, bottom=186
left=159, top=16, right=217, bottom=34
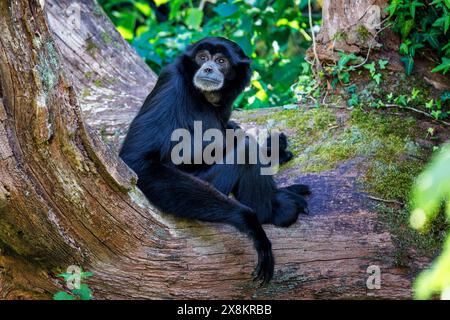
left=198, top=77, right=222, bottom=84
left=194, top=76, right=224, bottom=92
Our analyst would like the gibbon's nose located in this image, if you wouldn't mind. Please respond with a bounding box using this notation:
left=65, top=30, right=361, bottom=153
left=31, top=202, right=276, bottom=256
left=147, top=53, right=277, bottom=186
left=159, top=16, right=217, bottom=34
left=203, top=66, right=213, bottom=74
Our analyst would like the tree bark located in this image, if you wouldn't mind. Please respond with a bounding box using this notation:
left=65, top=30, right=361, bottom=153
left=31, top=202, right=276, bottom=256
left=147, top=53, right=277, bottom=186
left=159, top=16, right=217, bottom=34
left=45, top=0, right=157, bottom=150
left=312, top=0, right=391, bottom=62
left=0, top=0, right=419, bottom=299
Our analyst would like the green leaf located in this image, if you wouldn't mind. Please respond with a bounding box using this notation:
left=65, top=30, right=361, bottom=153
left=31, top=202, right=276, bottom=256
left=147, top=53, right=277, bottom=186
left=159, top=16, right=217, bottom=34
left=347, top=84, right=357, bottom=94
left=395, top=95, right=408, bottom=106
left=213, top=4, right=239, bottom=17
left=409, top=42, right=424, bottom=56
left=233, top=36, right=253, bottom=57
left=135, top=2, right=151, bottom=16
left=115, top=12, right=137, bottom=41
left=443, top=41, right=450, bottom=55
left=331, top=77, right=339, bottom=89
left=432, top=57, right=450, bottom=74
left=80, top=271, right=93, bottom=279
left=411, top=87, right=421, bottom=100
left=410, top=1, right=424, bottom=19
left=337, top=53, right=358, bottom=67
left=441, top=91, right=450, bottom=101
left=72, top=284, right=93, bottom=300
left=424, top=28, right=441, bottom=49
left=411, top=143, right=450, bottom=299
left=433, top=14, right=450, bottom=33
left=53, top=291, right=76, bottom=300
left=386, top=0, right=401, bottom=16
left=399, top=41, right=409, bottom=55
left=347, top=93, right=359, bottom=107
left=117, top=26, right=133, bottom=40
left=436, top=99, right=442, bottom=110
left=340, top=72, right=350, bottom=83
left=401, top=19, right=415, bottom=38
left=154, top=0, right=170, bottom=6
left=431, top=110, right=442, bottom=119
left=378, top=59, right=389, bottom=69
left=185, top=8, right=203, bottom=29
left=363, top=61, right=376, bottom=74
left=400, top=55, right=414, bottom=75
left=57, top=272, right=73, bottom=281
left=373, top=73, right=382, bottom=84
left=169, top=0, right=187, bottom=20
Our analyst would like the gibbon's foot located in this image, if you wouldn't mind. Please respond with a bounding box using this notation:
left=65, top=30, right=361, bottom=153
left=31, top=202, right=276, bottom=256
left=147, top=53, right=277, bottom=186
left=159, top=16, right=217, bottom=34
left=270, top=190, right=304, bottom=227
left=280, top=150, right=293, bottom=165
left=282, top=187, right=309, bottom=216
left=284, top=183, right=311, bottom=196
left=266, top=132, right=294, bottom=166
left=271, top=184, right=310, bottom=226
left=278, top=133, right=293, bottom=165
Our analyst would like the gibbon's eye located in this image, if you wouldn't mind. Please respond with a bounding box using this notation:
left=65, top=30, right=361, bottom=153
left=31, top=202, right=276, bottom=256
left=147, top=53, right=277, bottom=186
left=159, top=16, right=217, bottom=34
left=216, top=58, right=226, bottom=64
left=199, top=55, right=208, bottom=61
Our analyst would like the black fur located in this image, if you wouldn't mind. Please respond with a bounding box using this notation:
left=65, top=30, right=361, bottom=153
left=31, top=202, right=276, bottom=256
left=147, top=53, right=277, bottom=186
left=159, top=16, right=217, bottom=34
left=120, top=37, right=309, bottom=284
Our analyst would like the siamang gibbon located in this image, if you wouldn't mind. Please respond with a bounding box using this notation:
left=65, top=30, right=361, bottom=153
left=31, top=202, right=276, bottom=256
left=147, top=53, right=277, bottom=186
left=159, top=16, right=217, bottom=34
left=120, top=37, right=310, bottom=284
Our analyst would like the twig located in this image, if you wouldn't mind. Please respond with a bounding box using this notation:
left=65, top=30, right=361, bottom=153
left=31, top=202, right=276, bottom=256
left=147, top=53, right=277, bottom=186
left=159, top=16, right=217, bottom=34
left=308, top=0, right=321, bottom=74
left=327, top=125, right=339, bottom=130
left=322, top=89, right=329, bottom=105
left=308, top=94, right=318, bottom=105
left=384, top=104, right=450, bottom=126
left=352, top=19, right=393, bottom=69
left=366, top=195, right=404, bottom=206
left=328, top=105, right=353, bottom=110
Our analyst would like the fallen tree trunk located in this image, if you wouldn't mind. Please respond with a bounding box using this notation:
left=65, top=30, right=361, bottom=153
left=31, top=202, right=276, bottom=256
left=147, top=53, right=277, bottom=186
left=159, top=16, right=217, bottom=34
left=0, top=0, right=418, bottom=299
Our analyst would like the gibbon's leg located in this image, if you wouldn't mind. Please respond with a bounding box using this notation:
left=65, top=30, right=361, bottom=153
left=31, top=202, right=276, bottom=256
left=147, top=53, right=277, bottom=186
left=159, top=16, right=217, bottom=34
left=195, top=162, right=276, bottom=224
left=196, top=163, right=309, bottom=227
left=195, top=138, right=309, bottom=227
left=137, top=161, right=274, bottom=283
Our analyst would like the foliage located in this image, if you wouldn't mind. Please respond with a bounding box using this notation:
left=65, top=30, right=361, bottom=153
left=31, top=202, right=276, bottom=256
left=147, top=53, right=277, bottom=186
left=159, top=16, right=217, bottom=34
left=320, top=51, right=450, bottom=120
left=292, top=62, right=321, bottom=105
left=410, top=143, right=450, bottom=299
left=387, top=0, right=450, bottom=76
left=329, top=52, right=359, bottom=87
left=363, top=60, right=387, bottom=85
left=286, top=1, right=450, bottom=122
left=99, top=0, right=321, bottom=109
left=53, top=269, right=94, bottom=300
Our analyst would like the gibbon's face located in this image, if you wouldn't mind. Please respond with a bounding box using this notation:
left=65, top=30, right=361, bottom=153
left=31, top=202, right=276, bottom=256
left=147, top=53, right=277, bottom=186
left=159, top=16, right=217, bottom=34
left=193, top=49, right=232, bottom=92
left=183, top=37, right=252, bottom=105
